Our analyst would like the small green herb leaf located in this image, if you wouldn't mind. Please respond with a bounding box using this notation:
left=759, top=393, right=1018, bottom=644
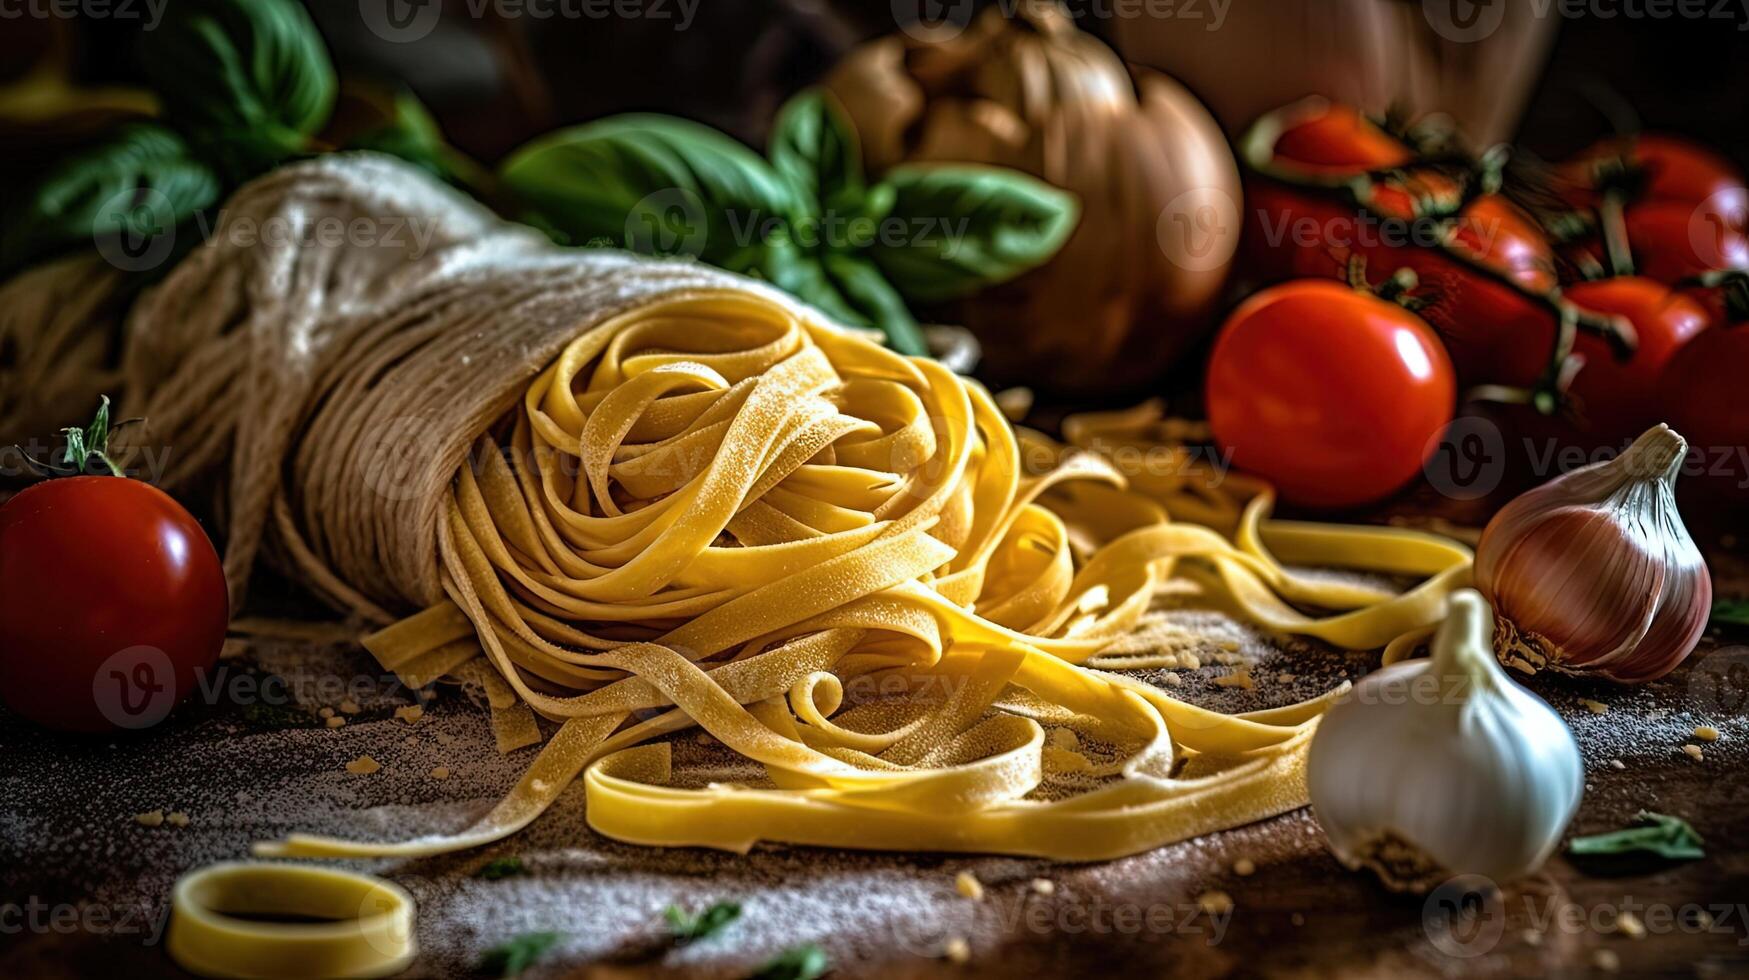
left=753, top=943, right=830, bottom=980
left=349, top=90, right=453, bottom=180
left=824, top=251, right=929, bottom=357
left=769, top=88, right=863, bottom=215
left=475, top=856, right=527, bottom=881
left=663, top=900, right=741, bottom=941
left=139, top=0, right=336, bottom=174
left=1568, top=810, right=1705, bottom=860
left=758, top=240, right=861, bottom=325
left=1711, top=598, right=1749, bottom=628
left=0, top=124, right=219, bottom=275
left=477, top=931, right=561, bottom=976
left=499, top=115, right=799, bottom=267
left=868, top=164, right=1078, bottom=304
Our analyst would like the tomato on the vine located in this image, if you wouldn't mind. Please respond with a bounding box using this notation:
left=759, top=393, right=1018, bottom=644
left=1206, top=279, right=1456, bottom=508
left=1561, top=133, right=1747, bottom=214
left=1573, top=201, right=1749, bottom=285
left=1563, top=277, right=1712, bottom=444
left=0, top=403, right=227, bottom=733
left=1269, top=102, right=1414, bottom=173
left=1659, top=322, right=1749, bottom=499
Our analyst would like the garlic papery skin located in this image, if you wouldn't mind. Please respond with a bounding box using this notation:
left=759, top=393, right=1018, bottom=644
left=1475, top=424, right=1713, bottom=684
left=1308, top=590, right=1583, bottom=893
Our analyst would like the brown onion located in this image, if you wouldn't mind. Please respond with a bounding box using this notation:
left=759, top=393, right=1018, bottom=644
left=826, top=1, right=1239, bottom=395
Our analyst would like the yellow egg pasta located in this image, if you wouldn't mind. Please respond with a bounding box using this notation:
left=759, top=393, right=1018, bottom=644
left=258, top=289, right=1471, bottom=863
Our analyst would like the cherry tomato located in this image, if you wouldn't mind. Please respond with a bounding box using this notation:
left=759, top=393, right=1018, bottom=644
left=1563, top=277, right=1712, bottom=444
left=1206, top=280, right=1456, bottom=508
left=1270, top=102, right=1414, bottom=173
left=0, top=476, right=227, bottom=733
left=1561, top=134, right=1747, bottom=213
left=1415, top=194, right=1560, bottom=385
left=1659, top=322, right=1749, bottom=500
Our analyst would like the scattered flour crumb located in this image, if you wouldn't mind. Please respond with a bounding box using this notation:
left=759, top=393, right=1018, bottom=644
left=1198, top=891, right=1233, bottom=915
left=395, top=705, right=425, bottom=725
left=1029, top=878, right=1054, bottom=896
left=346, top=756, right=382, bottom=775
left=955, top=871, right=984, bottom=901
left=943, top=937, right=970, bottom=964
left=1233, top=858, right=1255, bottom=876
left=166, top=811, right=190, bottom=828
left=135, top=810, right=165, bottom=828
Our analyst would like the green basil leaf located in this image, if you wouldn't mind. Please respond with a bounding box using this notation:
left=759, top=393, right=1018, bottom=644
left=753, top=943, right=830, bottom=980
left=759, top=239, right=863, bottom=325
left=1711, top=598, right=1749, bottom=628
left=868, top=164, right=1078, bottom=304
left=477, top=931, right=562, bottom=977
left=824, top=251, right=929, bottom=357
left=769, top=88, right=862, bottom=214
left=474, top=856, right=527, bottom=880
left=1568, top=811, right=1705, bottom=860
left=499, top=115, right=798, bottom=267
left=0, top=123, right=219, bottom=275
left=663, top=900, right=741, bottom=942
left=139, top=0, right=335, bottom=161
left=349, top=89, right=451, bottom=180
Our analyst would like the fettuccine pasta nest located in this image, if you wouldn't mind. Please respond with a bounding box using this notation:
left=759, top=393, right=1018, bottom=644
left=259, top=275, right=1468, bottom=862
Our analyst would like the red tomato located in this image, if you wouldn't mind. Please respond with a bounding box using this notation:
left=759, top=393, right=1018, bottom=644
left=1244, top=189, right=1559, bottom=387
left=1206, top=280, right=1456, bottom=508
left=1563, top=278, right=1712, bottom=444
left=1271, top=102, right=1414, bottom=173
left=1561, top=134, right=1747, bottom=213
left=1417, top=194, right=1560, bottom=385
left=1659, top=323, right=1749, bottom=499
left=0, top=476, right=227, bottom=733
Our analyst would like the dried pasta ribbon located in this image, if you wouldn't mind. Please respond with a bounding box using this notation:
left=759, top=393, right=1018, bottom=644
left=260, top=290, right=1471, bottom=862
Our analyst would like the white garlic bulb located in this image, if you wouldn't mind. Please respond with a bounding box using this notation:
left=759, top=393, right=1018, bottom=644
left=1307, top=589, right=1583, bottom=892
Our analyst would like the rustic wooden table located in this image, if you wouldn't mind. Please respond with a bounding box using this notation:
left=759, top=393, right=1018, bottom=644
left=2, top=489, right=1746, bottom=979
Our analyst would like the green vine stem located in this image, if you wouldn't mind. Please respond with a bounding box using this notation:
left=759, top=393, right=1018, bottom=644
left=1239, top=100, right=1642, bottom=412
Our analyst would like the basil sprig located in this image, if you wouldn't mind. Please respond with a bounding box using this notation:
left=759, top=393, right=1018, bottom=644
left=0, top=124, right=218, bottom=274
left=6, top=0, right=453, bottom=277
left=1568, top=810, right=1705, bottom=861
left=500, top=88, right=1079, bottom=356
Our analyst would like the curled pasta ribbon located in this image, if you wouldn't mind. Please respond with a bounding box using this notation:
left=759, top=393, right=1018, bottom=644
left=258, top=290, right=1470, bottom=863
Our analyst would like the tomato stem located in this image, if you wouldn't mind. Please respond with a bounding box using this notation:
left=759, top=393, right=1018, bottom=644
left=15, top=396, right=135, bottom=480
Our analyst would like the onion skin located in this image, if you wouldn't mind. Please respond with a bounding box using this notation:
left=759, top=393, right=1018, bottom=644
left=825, top=2, right=1239, bottom=395
left=1475, top=425, right=1712, bottom=684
